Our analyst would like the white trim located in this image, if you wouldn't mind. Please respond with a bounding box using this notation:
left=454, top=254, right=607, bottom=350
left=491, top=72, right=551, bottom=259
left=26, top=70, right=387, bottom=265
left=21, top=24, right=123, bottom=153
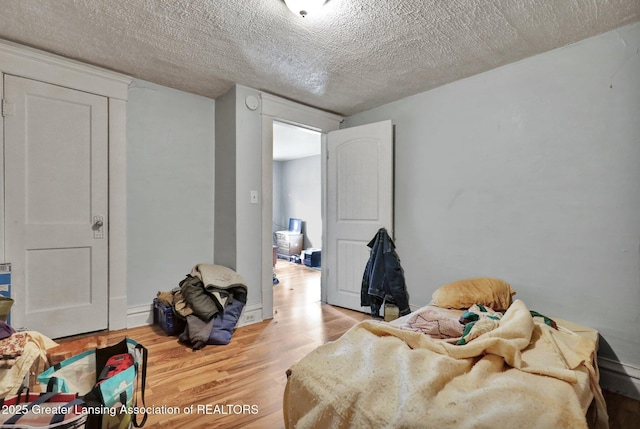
left=107, top=99, right=128, bottom=331
left=261, top=93, right=343, bottom=132
left=598, top=357, right=640, bottom=400
left=237, top=303, right=264, bottom=327
left=0, top=39, right=130, bottom=100
left=127, top=304, right=154, bottom=328
left=0, top=40, right=131, bottom=334
left=260, top=92, right=342, bottom=322
left=127, top=302, right=263, bottom=329
left=260, top=115, right=275, bottom=322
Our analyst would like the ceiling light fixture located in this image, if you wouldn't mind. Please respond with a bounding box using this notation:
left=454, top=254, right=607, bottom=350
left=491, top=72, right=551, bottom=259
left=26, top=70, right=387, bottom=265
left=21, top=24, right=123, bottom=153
left=284, top=0, right=326, bottom=18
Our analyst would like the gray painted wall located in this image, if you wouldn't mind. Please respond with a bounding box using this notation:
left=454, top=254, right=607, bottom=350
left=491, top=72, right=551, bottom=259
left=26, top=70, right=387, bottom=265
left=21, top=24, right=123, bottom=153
left=127, top=79, right=215, bottom=306
left=343, top=23, right=640, bottom=367
left=214, top=85, right=263, bottom=308
left=214, top=87, right=237, bottom=270
left=273, top=155, right=322, bottom=249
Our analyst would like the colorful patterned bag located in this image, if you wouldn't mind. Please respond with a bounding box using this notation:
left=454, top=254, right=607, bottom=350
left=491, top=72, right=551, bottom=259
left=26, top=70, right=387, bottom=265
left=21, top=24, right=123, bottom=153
left=37, top=338, right=147, bottom=429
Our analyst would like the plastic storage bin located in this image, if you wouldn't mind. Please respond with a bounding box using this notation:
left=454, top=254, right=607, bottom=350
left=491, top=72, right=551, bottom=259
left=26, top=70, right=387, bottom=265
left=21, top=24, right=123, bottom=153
left=0, top=263, right=11, bottom=323
left=153, top=298, right=185, bottom=336
left=304, top=249, right=321, bottom=268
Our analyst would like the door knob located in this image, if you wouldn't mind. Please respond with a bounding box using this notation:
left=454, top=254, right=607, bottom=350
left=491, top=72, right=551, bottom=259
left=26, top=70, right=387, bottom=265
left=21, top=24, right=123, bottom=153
left=93, top=215, right=105, bottom=239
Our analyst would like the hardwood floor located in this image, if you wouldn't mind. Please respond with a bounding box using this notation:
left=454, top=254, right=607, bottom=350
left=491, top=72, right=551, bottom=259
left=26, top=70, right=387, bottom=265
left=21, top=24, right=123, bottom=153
left=603, top=390, right=640, bottom=429
left=57, top=261, right=639, bottom=428
left=57, top=261, right=368, bottom=428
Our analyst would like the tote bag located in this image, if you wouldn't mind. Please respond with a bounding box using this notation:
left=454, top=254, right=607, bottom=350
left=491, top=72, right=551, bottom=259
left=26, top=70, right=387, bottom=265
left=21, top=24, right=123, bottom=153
left=0, top=389, right=86, bottom=429
left=37, top=338, right=147, bottom=429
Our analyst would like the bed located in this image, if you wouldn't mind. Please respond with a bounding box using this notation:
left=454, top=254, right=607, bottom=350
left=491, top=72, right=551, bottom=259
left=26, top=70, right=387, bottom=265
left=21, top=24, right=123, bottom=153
left=283, top=278, right=609, bottom=429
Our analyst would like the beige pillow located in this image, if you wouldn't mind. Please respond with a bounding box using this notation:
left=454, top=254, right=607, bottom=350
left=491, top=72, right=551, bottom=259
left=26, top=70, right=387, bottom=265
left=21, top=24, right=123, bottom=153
left=432, top=278, right=515, bottom=311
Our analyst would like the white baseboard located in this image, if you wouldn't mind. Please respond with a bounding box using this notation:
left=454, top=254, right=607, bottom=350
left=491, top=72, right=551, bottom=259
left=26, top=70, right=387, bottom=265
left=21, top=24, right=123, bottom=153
left=598, top=357, right=640, bottom=400
left=127, top=303, right=154, bottom=328
left=126, top=302, right=264, bottom=329
left=237, top=303, right=263, bottom=327
left=109, top=295, right=128, bottom=331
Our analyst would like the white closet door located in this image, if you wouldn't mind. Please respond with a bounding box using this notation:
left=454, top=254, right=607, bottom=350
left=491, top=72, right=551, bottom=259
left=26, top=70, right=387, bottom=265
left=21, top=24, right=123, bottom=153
left=325, top=120, right=393, bottom=312
left=4, top=74, right=108, bottom=338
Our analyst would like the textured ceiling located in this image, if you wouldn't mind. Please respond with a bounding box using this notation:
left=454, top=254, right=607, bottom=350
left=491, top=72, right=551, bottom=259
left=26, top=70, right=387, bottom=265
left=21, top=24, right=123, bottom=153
left=0, top=0, right=638, bottom=116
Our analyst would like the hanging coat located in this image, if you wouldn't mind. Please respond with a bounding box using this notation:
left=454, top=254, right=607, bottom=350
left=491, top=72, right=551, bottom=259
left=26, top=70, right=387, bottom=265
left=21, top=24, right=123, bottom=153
left=361, top=228, right=410, bottom=318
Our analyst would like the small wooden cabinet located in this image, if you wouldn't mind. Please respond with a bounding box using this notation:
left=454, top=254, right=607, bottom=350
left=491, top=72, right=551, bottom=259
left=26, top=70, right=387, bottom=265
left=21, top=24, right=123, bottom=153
left=276, top=231, right=303, bottom=257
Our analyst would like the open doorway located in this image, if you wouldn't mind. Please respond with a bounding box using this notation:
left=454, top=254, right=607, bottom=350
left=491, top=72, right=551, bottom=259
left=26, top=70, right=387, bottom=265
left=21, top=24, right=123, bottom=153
left=259, top=93, right=342, bottom=322
left=272, top=121, right=322, bottom=298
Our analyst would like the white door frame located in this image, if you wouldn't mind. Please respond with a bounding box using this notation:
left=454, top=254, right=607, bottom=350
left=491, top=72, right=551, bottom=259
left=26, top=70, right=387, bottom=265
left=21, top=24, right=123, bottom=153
left=0, top=40, right=131, bottom=331
left=260, top=94, right=342, bottom=320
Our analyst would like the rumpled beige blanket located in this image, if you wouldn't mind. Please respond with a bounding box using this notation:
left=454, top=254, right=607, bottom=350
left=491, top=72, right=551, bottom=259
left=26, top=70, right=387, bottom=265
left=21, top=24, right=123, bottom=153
left=284, top=300, right=608, bottom=429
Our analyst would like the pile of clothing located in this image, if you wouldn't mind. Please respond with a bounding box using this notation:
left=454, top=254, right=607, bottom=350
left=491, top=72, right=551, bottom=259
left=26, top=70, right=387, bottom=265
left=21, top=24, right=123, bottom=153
left=157, top=264, right=248, bottom=350
left=0, top=322, right=26, bottom=368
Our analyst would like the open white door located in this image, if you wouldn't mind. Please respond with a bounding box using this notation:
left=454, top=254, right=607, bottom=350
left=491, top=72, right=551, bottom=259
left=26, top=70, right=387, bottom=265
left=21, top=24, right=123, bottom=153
left=4, top=75, right=109, bottom=338
left=325, top=120, right=393, bottom=311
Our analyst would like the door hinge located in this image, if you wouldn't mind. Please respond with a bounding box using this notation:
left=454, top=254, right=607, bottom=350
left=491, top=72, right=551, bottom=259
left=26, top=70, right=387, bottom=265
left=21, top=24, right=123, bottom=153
left=1, top=99, right=15, bottom=117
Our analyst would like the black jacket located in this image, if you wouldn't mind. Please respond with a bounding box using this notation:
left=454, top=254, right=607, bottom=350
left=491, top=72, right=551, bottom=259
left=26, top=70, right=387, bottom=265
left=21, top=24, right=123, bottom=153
left=361, top=228, right=410, bottom=318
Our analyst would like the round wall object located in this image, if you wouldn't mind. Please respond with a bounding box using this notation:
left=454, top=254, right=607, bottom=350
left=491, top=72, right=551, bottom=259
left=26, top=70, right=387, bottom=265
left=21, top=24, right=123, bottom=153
left=245, top=95, right=260, bottom=111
